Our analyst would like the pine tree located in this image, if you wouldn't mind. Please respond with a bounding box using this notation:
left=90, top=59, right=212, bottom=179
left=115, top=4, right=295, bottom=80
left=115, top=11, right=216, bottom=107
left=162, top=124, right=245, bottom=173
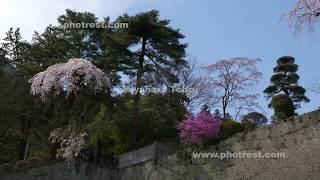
left=213, top=109, right=222, bottom=120
left=264, top=56, right=309, bottom=109
left=103, top=10, right=187, bottom=144
left=31, top=9, right=106, bottom=65
left=201, top=104, right=210, bottom=114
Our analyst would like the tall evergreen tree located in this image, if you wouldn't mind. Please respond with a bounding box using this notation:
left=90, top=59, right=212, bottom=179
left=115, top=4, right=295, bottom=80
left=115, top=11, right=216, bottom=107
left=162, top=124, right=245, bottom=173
left=1, top=28, right=34, bottom=75
left=31, top=9, right=106, bottom=65
left=0, top=47, right=8, bottom=74
left=264, top=56, right=309, bottom=109
left=102, top=10, right=187, bottom=144
left=0, top=29, right=45, bottom=161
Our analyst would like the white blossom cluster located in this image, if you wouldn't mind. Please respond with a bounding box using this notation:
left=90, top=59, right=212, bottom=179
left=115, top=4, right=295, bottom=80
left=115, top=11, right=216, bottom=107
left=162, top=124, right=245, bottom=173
left=49, top=128, right=88, bottom=164
left=29, top=58, right=111, bottom=101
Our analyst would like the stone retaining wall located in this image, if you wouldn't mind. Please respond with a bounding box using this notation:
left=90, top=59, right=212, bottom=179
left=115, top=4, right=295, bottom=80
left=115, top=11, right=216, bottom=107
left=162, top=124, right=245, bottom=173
left=1, top=110, right=320, bottom=180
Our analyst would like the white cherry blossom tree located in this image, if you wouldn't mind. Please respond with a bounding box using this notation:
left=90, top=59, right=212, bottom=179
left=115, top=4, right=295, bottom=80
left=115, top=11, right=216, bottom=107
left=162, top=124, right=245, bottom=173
left=29, top=58, right=111, bottom=102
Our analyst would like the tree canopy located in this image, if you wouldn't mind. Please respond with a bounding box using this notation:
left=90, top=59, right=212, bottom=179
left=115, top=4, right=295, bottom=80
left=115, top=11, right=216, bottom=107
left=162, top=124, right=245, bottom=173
left=0, top=9, right=189, bottom=163
left=264, top=56, right=309, bottom=109
left=102, top=10, right=188, bottom=144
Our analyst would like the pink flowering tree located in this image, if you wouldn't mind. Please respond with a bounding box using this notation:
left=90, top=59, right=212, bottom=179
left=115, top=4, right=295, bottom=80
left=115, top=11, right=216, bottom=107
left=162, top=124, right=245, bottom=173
left=311, top=78, right=320, bottom=95
left=177, top=111, right=222, bottom=145
left=288, top=0, right=320, bottom=32
left=29, top=58, right=111, bottom=103
left=200, top=57, right=262, bottom=120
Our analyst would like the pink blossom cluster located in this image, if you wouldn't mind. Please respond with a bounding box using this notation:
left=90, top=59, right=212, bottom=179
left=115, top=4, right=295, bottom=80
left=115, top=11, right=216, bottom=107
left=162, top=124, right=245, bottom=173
left=288, top=0, right=320, bottom=31
left=290, top=0, right=320, bottom=18
left=29, top=58, right=111, bottom=102
left=177, top=112, right=222, bottom=145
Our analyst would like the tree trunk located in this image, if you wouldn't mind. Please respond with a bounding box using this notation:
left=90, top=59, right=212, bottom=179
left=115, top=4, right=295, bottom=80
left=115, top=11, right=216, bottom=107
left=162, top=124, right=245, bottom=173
left=93, top=139, right=101, bottom=164
left=60, top=91, right=76, bottom=126
left=23, top=135, right=30, bottom=160
left=19, top=118, right=31, bottom=160
left=222, top=105, right=227, bottom=120
left=222, top=97, right=227, bottom=120
left=132, top=37, right=147, bottom=145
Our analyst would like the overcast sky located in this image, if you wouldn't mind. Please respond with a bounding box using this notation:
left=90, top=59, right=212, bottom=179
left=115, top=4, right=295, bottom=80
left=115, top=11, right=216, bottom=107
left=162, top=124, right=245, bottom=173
left=1, top=0, right=319, bottom=118
left=0, top=0, right=139, bottom=40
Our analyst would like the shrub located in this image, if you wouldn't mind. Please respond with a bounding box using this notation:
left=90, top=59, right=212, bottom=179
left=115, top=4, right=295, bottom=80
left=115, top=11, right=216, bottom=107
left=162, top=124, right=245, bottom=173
left=38, top=154, right=53, bottom=162
left=14, top=160, right=28, bottom=169
left=89, top=104, right=131, bottom=156
left=241, top=112, right=268, bottom=129
left=241, top=121, right=257, bottom=130
left=28, top=157, right=41, bottom=167
left=89, top=93, right=187, bottom=156
left=177, top=111, right=222, bottom=145
left=219, top=120, right=244, bottom=139
left=0, top=163, right=13, bottom=173
left=271, top=94, right=295, bottom=121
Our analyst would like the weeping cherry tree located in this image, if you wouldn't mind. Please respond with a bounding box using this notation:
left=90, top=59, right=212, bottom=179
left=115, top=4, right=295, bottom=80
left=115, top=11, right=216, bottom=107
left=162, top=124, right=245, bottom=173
left=29, top=58, right=111, bottom=103
left=29, top=58, right=111, bottom=161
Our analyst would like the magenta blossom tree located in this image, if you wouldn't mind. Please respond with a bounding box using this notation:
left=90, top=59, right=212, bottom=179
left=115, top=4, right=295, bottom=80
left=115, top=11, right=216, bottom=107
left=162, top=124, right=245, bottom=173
left=177, top=111, right=222, bottom=145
